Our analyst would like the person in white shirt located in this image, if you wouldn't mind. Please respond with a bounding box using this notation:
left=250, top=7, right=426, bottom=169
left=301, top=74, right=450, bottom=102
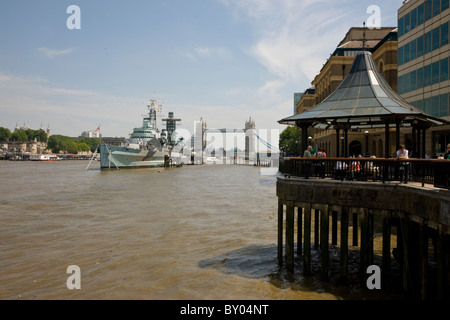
left=395, top=144, right=409, bottom=183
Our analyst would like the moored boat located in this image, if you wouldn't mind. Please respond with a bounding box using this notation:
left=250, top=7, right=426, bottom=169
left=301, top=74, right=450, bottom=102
left=30, top=154, right=61, bottom=161
left=99, top=99, right=181, bottom=169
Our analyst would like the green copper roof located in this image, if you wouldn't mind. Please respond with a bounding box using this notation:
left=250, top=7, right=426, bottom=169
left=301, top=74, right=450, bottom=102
left=279, top=51, right=446, bottom=128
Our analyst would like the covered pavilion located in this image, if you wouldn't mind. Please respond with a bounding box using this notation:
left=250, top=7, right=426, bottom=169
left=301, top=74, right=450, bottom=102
left=279, top=51, right=448, bottom=158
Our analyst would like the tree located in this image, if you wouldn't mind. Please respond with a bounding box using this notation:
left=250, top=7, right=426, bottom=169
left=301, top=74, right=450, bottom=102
left=279, top=126, right=302, bottom=155
left=0, top=127, right=11, bottom=142
left=79, top=137, right=100, bottom=152
left=10, top=129, right=28, bottom=142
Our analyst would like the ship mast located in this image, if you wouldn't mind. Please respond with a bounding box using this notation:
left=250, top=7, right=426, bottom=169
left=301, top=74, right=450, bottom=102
left=147, top=99, right=158, bottom=130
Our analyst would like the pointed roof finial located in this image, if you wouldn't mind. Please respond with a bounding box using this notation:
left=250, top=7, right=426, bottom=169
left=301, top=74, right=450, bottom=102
left=362, top=22, right=367, bottom=51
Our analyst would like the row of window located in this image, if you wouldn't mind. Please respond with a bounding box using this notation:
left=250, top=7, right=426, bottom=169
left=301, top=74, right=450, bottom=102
left=411, top=93, right=450, bottom=117
left=398, top=22, right=449, bottom=66
left=398, top=0, right=449, bottom=38
left=398, top=57, right=449, bottom=94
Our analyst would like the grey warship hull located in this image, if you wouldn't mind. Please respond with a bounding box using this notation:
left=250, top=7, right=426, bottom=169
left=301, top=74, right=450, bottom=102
left=99, top=144, right=170, bottom=169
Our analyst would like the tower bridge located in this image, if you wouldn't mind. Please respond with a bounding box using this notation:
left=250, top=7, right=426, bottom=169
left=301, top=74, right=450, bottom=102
left=175, top=117, right=279, bottom=166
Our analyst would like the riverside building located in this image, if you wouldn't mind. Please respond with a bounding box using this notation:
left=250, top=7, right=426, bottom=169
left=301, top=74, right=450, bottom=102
left=398, top=0, right=450, bottom=156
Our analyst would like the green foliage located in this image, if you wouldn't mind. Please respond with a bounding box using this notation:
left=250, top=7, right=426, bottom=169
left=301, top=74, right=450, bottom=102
left=78, top=137, right=100, bottom=152
left=279, top=126, right=302, bottom=155
left=47, top=135, right=94, bottom=154
left=10, top=129, right=28, bottom=142
left=5, top=128, right=48, bottom=142
left=0, top=127, right=11, bottom=142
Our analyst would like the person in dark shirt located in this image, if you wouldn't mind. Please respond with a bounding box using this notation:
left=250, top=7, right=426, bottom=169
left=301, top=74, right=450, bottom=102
left=444, top=144, right=450, bottom=160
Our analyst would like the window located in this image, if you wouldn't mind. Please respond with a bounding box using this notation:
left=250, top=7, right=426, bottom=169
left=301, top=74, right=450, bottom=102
left=441, top=94, right=449, bottom=117
left=432, top=61, right=440, bottom=84
left=404, top=42, right=410, bottom=63
left=441, top=57, right=449, bottom=82
left=418, top=4, right=425, bottom=25
left=410, top=70, right=417, bottom=91
left=432, top=27, right=440, bottom=51
left=398, top=17, right=404, bottom=37
left=404, top=72, right=411, bottom=92
left=442, top=22, right=449, bottom=46
left=411, top=39, right=417, bottom=61
left=433, top=0, right=441, bottom=16
left=432, top=96, right=440, bottom=117
left=405, top=12, right=411, bottom=34
left=425, top=0, right=433, bottom=21
left=424, top=98, right=432, bottom=114
left=398, top=74, right=404, bottom=94
left=398, top=46, right=404, bottom=66
left=425, top=64, right=432, bottom=86
left=417, top=67, right=424, bottom=88
left=411, top=8, right=418, bottom=30
left=443, top=0, right=450, bottom=11
left=425, top=31, right=432, bottom=53
left=417, top=35, right=424, bottom=57
left=417, top=99, right=424, bottom=111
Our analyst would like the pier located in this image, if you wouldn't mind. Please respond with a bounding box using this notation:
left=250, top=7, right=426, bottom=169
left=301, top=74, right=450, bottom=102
left=277, top=161, right=450, bottom=299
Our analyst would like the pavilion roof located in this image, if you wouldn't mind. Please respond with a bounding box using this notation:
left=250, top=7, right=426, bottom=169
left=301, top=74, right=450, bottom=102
left=279, top=51, right=447, bottom=129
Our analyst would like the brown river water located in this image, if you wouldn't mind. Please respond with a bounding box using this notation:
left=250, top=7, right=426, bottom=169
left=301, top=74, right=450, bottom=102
left=0, top=160, right=405, bottom=300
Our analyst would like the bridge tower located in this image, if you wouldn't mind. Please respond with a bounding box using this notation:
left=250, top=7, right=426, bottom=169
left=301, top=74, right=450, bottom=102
left=245, top=117, right=256, bottom=160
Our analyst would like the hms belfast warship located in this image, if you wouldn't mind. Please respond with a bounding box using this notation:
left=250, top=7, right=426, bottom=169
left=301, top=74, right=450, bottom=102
left=99, top=99, right=181, bottom=169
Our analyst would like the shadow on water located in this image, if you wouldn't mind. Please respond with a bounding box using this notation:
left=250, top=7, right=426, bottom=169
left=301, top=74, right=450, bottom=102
left=198, top=244, right=406, bottom=300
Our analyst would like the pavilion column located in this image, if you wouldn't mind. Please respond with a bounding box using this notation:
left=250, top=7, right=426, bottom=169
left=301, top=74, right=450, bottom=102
left=299, top=122, right=312, bottom=156
left=385, top=121, right=390, bottom=158
left=412, top=126, right=417, bottom=158
left=395, top=119, right=401, bottom=150
left=335, top=127, right=341, bottom=158
left=421, top=128, right=427, bottom=159
left=344, top=127, right=349, bottom=158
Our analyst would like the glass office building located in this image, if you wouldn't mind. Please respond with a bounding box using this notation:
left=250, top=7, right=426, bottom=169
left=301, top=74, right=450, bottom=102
left=398, top=0, right=450, bottom=154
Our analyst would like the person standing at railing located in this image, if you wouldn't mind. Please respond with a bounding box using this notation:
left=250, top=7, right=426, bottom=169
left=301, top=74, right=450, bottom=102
left=303, top=146, right=312, bottom=178
left=444, top=144, right=450, bottom=160
left=396, top=144, right=409, bottom=183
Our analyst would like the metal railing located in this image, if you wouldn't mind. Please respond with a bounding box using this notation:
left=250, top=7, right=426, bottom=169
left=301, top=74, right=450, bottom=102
left=279, top=157, right=450, bottom=189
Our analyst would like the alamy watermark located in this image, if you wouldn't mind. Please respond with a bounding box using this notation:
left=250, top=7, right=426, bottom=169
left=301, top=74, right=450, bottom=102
left=366, top=5, right=381, bottom=29
left=66, top=265, right=81, bottom=289
left=366, top=265, right=381, bottom=290
left=66, top=5, right=81, bottom=30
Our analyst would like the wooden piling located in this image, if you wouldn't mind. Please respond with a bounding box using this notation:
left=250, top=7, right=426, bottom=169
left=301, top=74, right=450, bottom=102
left=314, top=209, right=320, bottom=249
left=340, top=207, right=349, bottom=282
left=332, top=211, right=338, bottom=246
left=297, top=207, right=302, bottom=256
left=320, top=206, right=329, bottom=281
left=437, top=226, right=445, bottom=300
left=286, top=204, right=295, bottom=273
left=278, top=199, right=284, bottom=266
left=352, top=213, right=358, bottom=246
left=418, top=219, right=428, bottom=300
left=360, top=208, right=370, bottom=286
left=303, top=204, right=311, bottom=276
left=382, top=213, right=391, bottom=290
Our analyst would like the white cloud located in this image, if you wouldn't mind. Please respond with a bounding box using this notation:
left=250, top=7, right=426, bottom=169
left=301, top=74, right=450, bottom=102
left=221, top=0, right=351, bottom=82
left=37, top=47, right=76, bottom=58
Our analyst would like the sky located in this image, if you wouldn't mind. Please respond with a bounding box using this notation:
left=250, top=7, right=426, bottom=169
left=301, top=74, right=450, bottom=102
left=0, top=0, right=403, bottom=138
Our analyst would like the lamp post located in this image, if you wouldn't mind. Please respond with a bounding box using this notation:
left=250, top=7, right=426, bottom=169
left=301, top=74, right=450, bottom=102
left=340, top=136, right=345, bottom=157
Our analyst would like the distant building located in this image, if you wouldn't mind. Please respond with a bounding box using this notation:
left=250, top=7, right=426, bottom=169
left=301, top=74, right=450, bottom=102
left=398, top=0, right=450, bottom=155
left=80, top=130, right=100, bottom=138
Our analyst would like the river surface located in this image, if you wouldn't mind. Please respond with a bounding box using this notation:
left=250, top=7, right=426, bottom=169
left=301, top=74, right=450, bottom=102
left=0, top=160, right=403, bottom=300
